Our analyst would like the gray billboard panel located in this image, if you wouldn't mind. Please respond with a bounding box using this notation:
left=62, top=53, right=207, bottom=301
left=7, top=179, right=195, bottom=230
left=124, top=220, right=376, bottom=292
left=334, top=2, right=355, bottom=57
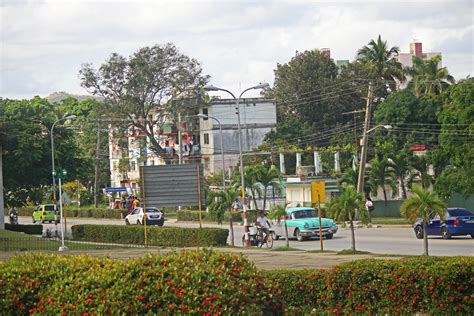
left=140, top=164, right=205, bottom=208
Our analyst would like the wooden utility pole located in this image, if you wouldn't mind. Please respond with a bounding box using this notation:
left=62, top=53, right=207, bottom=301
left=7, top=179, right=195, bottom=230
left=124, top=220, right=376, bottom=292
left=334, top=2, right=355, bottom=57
left=357, top=82, right=374, bottom=195
left=0, top=145, right=4, bottom=230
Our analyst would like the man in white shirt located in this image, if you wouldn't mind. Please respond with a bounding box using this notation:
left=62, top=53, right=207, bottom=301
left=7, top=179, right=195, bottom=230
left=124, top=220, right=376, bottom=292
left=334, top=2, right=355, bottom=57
left=256, top=211, right=271, bottom=243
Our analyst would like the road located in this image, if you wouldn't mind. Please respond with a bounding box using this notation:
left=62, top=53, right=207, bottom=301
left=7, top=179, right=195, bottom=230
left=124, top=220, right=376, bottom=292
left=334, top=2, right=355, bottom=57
left=7, top=216, right=474, bottom=256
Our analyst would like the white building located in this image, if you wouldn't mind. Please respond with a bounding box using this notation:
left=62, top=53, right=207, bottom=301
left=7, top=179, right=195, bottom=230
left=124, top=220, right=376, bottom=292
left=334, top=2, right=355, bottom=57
left=198, top=97, right=277, bottom=175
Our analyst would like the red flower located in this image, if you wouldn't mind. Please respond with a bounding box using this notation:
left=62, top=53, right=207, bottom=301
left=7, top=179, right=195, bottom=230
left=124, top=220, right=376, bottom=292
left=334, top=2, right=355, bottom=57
left=429, top=286, right=434, bottom=291
left=85, top=298, right=93, bottom=304
left=391, top=285, right=397, bottom=290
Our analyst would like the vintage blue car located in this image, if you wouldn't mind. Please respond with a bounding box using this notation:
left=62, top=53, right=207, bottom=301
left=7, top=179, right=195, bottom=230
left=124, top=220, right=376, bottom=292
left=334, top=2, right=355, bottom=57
left=413, top=207, right=474, bottom=239
left=272, top=207, right=338, bottom=241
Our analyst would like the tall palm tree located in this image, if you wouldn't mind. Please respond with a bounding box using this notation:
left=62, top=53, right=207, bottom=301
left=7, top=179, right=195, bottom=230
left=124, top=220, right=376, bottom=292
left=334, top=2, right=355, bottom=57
left=387, top=149, right=413, bottom=199
left=400, top=186, right=447, bottom=256
left=357, top=34, right=405, bottom=90
left=255, top=165, right=281, bottom=210
left=327, top=185, right=367, bottom=251
left=406, top=55, right=455, bottom=97
left=268, top=203, right=290, bottom=248
left=409, top=155, right=433, bottom=190
left=367, top=157, right=397, bottom=205
left=207, top=185, right=240, bottom=246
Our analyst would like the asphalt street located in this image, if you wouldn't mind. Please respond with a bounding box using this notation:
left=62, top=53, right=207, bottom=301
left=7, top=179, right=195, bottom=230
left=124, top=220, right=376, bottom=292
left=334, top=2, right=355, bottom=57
left=6, top=216, right=474, bottom=257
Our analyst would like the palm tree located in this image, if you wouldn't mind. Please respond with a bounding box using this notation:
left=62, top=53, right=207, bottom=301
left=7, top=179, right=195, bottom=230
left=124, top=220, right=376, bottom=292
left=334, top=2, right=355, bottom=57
left=409, top=155, right=433, bottom=190
left=207, top=185, right=240, bottom=246
left=268, top=204, right=290, bottom=248
left=400, top=186, right=447, bottom=256
left=255, top=165, right=281, bottom=210
left=367, top=157, right=397, bottom=205
left=357, top=34, right=405, bottom=90
left=406, top=55, right=455, bottom=97
left=387, top=150, right=412, bottom=199
left=327, top=185, right=367, bottom=251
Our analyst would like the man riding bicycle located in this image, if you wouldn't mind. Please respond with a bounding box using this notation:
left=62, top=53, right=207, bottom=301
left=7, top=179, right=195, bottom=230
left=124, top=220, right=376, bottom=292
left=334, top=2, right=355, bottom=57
left=256, top=211, right=271, bottom=243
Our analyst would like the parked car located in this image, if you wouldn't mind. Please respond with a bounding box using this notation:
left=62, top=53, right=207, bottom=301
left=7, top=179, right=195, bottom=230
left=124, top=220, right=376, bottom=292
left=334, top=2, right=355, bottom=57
left=413, top=207, right=474, bottom=239
left=125, top=207, right=164, bottom=226
left=32, top=204, right=58, bottom=223
left=272, top=207, right=338, bottom=241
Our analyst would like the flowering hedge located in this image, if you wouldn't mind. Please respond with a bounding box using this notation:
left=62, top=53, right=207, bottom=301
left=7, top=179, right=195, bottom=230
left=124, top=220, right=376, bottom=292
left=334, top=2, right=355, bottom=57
left=7, top=207, right=125, bottom=219
left=71, top=224, right=229, bottom=247
left=0, top=251, right=472, bottom=314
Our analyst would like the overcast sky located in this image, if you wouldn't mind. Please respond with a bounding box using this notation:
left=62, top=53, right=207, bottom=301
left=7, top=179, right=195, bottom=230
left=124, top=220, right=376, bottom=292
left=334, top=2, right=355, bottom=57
left=1, top=0, right=473, bottom=100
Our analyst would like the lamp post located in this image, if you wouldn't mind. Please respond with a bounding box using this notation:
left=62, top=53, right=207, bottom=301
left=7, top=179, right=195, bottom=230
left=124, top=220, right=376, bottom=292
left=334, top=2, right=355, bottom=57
left=197, top=114, right=225, bottom=188
left=356, top=124, right=392, bottom=195
left=51, top=115, right=76, bottom=239
left=204, top=83, right=269, bottom=247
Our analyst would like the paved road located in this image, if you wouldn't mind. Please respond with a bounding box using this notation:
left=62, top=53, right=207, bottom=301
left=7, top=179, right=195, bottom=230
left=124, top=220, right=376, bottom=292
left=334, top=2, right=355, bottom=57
left=7, top=216, right=474, bottom=256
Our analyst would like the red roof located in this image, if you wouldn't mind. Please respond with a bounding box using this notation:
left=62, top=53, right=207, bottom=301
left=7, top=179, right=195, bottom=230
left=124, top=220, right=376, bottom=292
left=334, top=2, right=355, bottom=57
left=409, top=144, right=432, bottom=151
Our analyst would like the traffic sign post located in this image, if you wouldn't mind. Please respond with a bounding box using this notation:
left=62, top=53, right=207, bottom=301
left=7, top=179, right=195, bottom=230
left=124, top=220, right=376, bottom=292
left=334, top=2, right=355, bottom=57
left=311, top=181, right=326, bottom=251
left=55, top=169, right=68, bottom=251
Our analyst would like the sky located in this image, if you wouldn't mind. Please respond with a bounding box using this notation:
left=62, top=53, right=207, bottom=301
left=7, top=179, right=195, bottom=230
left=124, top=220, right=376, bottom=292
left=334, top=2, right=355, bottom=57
left=1, top=0, right=473, bottom=100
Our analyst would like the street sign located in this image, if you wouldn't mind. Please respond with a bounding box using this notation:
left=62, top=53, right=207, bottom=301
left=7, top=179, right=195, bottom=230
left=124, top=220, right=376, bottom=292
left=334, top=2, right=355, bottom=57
left=311, top=181, right=326, bottom=203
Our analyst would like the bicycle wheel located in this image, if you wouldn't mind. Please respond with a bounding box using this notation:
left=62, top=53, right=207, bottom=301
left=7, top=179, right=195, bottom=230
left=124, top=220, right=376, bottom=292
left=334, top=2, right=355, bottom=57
left=264, top=233, right=273, bottom=248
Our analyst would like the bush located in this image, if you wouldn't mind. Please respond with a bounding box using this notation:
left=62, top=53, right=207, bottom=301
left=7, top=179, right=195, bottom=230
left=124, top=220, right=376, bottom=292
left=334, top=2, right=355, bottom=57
left=5, top=223, right=43, bottom=235
left=71, top=225, right=229, bottom=247
left=176, top=210, right=208, bottom=222
left=0, top=250, right=282, bottom=314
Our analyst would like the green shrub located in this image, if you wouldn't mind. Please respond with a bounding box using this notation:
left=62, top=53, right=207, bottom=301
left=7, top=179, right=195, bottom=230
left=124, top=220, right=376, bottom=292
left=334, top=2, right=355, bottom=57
left=0, top=252, right=472, bottom=314
left=5, top=223, right=43, bottom=235
left=0, top=250, right=282, bottom=314
left=71, top=225, right=229, bottom=247
left=176, top=210, right=208, bottom=222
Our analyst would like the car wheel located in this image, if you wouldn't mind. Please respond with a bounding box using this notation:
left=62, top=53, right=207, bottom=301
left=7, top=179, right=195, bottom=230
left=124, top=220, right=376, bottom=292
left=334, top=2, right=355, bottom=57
left=441, top=227, right=451, bottom=239
left=39, top=217, right=44, bottom=224
left=265, top=233, right=273, bottom=248
left=414, top=226, right=424, bottom=239
left=326, top=233, right=333, bottom=240
left=295, top=229, right=304, bottom=241
left=272, top=232, right=279, bottom=240
left=470, top=234, right=474, bottom=239
left=32, top=217, right=36, bottom=223
left=157, top=220, right=164, bottom=227
left=137, top=220, right=141, bottom=225
left=125, top=219, right=130, bottom=225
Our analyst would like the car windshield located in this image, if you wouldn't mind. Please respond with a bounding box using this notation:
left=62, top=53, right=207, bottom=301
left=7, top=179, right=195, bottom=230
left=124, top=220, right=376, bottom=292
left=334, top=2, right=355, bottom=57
left=293, top=210, right=317, bottom=219
left=44, top=205, right=55, bottom=211
left=448, top=209, right=474, bottom=217
left=146, top=208, right=160, bottom=213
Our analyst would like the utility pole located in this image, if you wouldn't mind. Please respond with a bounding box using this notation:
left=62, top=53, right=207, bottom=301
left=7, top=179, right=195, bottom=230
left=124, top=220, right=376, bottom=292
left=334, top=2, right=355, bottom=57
left=356, top=82, right=374, bottom=195
left=93, top=119, right=101, bottom=208
left=0, top=145, right=4, bottom=230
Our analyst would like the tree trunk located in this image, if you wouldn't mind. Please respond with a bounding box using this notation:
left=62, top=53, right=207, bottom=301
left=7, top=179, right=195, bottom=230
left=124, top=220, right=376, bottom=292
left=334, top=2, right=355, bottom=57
left=349, top=219, right=356, bottom=251
left=423, top=221, right=429, bottom=256
left=284, top=221, right=290, bottom=248
left=399, top=176, right=407, bottom=199
left=262, top=185, right=267, bottom=210
left=0, top=145, right=4, bottom=230
left=229, top=210, right=235, bottom=247
left=252, top=190, right=258, bottom=211
left=383, top=187, right=388, bottom=206
left=93, top=120, right=101, bottom=208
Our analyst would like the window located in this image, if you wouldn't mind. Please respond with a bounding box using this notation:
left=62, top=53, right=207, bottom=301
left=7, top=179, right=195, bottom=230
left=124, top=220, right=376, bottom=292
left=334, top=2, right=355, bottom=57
left=204, top=133, right=209, bottom=144
left=202, top=108, right=208, bottom=120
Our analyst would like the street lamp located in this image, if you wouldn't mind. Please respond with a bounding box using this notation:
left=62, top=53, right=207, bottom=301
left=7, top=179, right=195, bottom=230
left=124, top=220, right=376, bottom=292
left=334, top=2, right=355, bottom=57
left=51, top=114, right=76, bottom=248
left=197, top=114, right=225, bottom=188
left=356, top=124, right=392, bottom=195
left=204, top=83, right=270, bottom=247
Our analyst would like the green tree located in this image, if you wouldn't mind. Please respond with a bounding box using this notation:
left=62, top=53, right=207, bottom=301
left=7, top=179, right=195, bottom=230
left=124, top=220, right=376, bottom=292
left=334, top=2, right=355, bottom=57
left=255, top=165, right=281, bottom=210
left=356, top=34, right=405, bottom=92
left=367, top=156, right=397, bottom=205
left=387, top=149, right=413, bottom=199
left=268, top=204, right=290, bottom=248
left=406, top=55, right=455, bottom=97
left=433, top=78, right=474, bottom=198
left=400, top=186, right=447, bottom=256
left=408, top=155, right=433, bottom=190
left=326, top=185, right=367, bottom=251
left=207, top=185, right=240, bottom=246
left=79, top=43, right=209, bottom=158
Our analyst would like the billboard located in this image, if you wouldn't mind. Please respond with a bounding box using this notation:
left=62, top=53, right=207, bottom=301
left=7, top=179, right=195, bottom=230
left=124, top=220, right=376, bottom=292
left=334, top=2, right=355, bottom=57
left=139, top=164, right=205, bottom=208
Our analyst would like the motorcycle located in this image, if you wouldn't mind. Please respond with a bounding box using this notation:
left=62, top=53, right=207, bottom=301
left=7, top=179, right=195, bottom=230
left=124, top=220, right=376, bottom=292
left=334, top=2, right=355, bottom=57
left=242, top=224, right=274, bottom=248
left=9, top=213, right=18, bottom=225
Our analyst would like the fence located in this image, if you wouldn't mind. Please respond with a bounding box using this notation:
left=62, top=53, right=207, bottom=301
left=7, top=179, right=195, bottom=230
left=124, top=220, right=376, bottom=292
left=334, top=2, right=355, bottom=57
left=0, top=237, right=150, bottom=252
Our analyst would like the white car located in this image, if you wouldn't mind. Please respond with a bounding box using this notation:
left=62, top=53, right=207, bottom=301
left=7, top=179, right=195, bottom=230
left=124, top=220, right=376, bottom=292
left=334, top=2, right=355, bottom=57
left=125, top=207, right=164, bottom=226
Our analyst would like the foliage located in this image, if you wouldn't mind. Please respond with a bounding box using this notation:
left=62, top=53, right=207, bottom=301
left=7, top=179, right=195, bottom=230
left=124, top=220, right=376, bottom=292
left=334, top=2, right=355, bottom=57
left=268, top=203, right=290, bottom=248
left=367, top=156, right=397, bottom=203
left=406, top=55, right=455, bottom=97
left=433, top=78, right=474, bottom=198
left=6, top=206, right=125, bottom=219
left=79, top=43, right=209, bottom=158
left=400, top=186, right=447, bottom=256
left=176, top=210, right=208, bottom=222
left=4, top=223, right=43, bottom=235
left=71, top=225, right=229, bottom=247
left=2, top=251, right=472, bottom=314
